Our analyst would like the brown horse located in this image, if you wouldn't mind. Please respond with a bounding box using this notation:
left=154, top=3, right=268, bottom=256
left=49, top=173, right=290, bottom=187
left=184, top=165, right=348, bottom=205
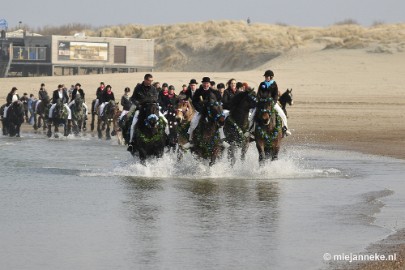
left=254, top=97, right=283, bottom=164
left=175, top=99, right=195, bottom=149
left=191, top=95, right=225, bottom=166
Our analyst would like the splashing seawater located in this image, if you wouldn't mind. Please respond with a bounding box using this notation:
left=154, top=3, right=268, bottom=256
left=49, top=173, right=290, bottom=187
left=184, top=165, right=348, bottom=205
left=82, top=145, right=343, bottom=180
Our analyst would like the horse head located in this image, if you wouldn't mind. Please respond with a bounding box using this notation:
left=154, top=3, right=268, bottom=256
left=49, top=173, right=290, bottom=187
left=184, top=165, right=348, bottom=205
left=53, top=100, right=67, bottom=119
left=141, top=102, right=161, bottom=129
left=74, top=95, right=84, bottom=109
left=256, top=97, right=276, bottom=126
left=205, top=97, right=225, bottom=127
left=176, top=99, right=194, bottom=123
left=280, top=88, right=293, bottom=106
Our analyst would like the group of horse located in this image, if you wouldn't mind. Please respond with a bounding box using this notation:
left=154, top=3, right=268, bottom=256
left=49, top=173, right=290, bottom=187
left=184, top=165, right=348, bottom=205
left=120, top=88, right=293, bottom=166
left=1, top=88, right=293, bottom=166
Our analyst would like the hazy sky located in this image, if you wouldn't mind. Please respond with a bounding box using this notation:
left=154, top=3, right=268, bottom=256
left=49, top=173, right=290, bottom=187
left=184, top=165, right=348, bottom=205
left=1, top=0, right=404, bottom=29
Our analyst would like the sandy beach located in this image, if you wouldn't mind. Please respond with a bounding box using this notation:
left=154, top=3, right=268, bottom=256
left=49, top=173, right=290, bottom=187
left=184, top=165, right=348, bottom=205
left=1, top=28, right=405, bottom=269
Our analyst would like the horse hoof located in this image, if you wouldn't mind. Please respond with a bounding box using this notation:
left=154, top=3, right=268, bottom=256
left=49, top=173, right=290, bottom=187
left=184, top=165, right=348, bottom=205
left=55, top=134, right=59, bottom=138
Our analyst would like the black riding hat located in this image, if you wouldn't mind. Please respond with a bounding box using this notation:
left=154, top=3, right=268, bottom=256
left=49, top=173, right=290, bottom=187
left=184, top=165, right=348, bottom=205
left=264, top=70, right=274, bottom=77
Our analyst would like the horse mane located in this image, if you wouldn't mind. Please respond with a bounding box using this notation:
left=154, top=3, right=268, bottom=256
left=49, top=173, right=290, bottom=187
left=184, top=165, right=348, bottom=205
left=229, top=91, right=249, bottom=110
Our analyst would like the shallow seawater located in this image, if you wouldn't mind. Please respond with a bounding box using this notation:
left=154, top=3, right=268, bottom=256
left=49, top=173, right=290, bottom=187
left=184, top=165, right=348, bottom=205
left=1, top=132, right=404, bottom=270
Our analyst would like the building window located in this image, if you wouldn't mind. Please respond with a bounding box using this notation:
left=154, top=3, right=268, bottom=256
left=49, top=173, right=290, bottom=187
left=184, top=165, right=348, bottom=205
left=114, top=46, right=126, bottom=64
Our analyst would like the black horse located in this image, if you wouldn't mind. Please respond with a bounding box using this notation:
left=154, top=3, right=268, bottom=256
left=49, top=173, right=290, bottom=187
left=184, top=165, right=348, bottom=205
left=47, top=100, right=70, bottom=138
left=33, top=98, right=51, bottom=131
left=278, top=88, right=293, bottom=118
left=191, top=94, right=225, bottom=166
left=97, top=100, right=119, bottom=140
left=70, top=96, right=87, bottom=135
left=2, top=101, right=25, bottom=137
left=223, top=90, right=257, bottom=165
left=254, top=97, right=283, bottom=164
left=128, top=102, right=167, bottom=164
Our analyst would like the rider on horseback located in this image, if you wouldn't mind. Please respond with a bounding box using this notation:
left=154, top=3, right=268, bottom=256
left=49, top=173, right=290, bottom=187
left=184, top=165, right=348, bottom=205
left=183, top=77, right=229, bottom=149
left=93, top=82, right=105, bottom=113
left=35, top=83, right=49, bottom=113
left=249, top=70, right=291, bottom=137
left=128, top=73, right=169, bottom=145
left=68, top=83, right=89, bottom=117
left=48, top=84, right=72, bottom=121
left=3, top=87, right=20, bottom=119
left=98, top=85, right=115, bottom=116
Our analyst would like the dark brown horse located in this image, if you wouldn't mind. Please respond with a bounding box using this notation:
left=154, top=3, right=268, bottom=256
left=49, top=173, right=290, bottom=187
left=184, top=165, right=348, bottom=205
left=223, top=90, right=257, bottom=166
left=47, top=100, right=70, bottom=138
left=33, top=98, right=51, bottom=131
left=191, top=94, right=225, bottom=166
left=279, top=88, right=293, bottom=118
left=254, top=97, right=283, bottom=164
left=2, top=101, right=25, bottom=137
left=70, top=96, right=87, bottom=136
left=97, top=100, right=119, bottom=140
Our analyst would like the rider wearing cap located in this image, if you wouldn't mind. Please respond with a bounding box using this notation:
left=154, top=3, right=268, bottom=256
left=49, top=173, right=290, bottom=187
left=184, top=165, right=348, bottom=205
left=249, top=70, right=291, bottom=137
left=183, top=76, right=228, bottom=149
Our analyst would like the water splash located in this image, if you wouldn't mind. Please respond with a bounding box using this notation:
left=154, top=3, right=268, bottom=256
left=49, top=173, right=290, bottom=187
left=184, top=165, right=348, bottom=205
left=82, top=145, right=343, bottom=180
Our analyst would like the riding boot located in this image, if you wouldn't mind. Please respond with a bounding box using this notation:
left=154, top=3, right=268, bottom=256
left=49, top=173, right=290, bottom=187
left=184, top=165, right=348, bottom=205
left=219, top=127, right=230, bottom=148
left=282, top=126, right=291, bottom=137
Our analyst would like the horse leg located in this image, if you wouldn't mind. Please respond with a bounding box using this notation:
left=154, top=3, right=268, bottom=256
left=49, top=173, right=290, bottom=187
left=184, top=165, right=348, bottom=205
left=82, top=118, right=87, bottom=132
left=64, top=120, right=71, bottom=137
left=47, top=122, right=52, bottom=138
left=256, top=141, right=266, bottom=166
left=106, top=122, right=111, bottom=140
left=16, top=124, right=21, bottom=137
left=33, top=113, right=38, bottom=130
left=241, top=139, right=249, bottom=162
left=2, top=118, right=9, bottom=135
left=227, top=145, right=236, bottom=166
left=54, top=124, right=59, bottom=138
left=97, top=118, right=102, bottom=139
left=90, top=113, right=95, bottom=131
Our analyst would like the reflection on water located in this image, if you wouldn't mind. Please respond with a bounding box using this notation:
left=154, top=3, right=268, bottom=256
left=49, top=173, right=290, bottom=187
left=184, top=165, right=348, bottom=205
left=0, top=134, right=405, bottom=270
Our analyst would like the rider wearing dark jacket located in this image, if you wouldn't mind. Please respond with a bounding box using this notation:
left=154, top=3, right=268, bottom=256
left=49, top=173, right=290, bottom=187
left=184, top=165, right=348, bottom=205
left=130, top=81, right=159, bottom=107
left=257, top=70, right=279, bottom=102
left=100, top=85, right=115, bottom=103
left=192, top=79, right=221, bottom=113
left=52, top=85, right=69, bottom=104
left=222, top=79, right=240, bottom=110
left=71, top=83, right=85, bottom=102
